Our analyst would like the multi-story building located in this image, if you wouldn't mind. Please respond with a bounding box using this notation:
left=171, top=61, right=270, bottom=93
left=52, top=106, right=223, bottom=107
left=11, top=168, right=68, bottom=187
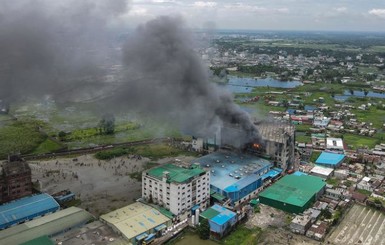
left=0, top=156, right=32, bottom=204
left=142, top=163, right=210, bottom=217
left=255, top=122, right=295, bottom=171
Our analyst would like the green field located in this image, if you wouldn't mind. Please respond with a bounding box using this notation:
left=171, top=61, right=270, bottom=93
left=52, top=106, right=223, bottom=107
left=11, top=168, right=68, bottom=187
left=343, top=133, right=379, bottom=150
left=32, top=138, right=64, bottom=154
left=0, top=120, right=46, bottom=159
left=223, top=226, right=262, bottom=245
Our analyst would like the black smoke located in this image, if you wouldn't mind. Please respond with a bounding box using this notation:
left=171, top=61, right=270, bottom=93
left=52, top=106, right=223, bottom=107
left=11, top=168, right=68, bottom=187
left=0, top=1, right=261, bottom=147
left=0, top=0, right=129, bottom=102
left=109, top=16, right=261, bottom=146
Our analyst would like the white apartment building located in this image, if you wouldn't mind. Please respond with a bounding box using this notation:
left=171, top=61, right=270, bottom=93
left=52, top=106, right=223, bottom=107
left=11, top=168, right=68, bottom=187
left=142, top=163, right=210, bottom=217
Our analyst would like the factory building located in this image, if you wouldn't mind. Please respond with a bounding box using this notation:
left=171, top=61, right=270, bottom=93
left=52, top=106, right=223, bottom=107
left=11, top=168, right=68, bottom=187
left=254, top=122, right=295, bottom=171
left=0, top=193, right=60, bottom=230
left=0, top=207, right=93, bottom=245
left=100, top=202, right=171, bottom=245
left=315, top=152, right=345, bottom=169
left=199, top=204, right=237, bottom=239
left=0, top=156, right=32, bottom=204
left=142, top=163, right=210, bottom=216
left=259, top=175, right=326, bottom=213
left=194, top=151, right=272, bottom=207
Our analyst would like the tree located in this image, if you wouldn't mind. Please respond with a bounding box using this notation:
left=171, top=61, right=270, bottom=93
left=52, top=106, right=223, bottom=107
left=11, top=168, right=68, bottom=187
left=58, top=131, right=66, bottom=141
left=197, top=218, right=210, bottom=240
left=98, top=114, right=115, bottom=135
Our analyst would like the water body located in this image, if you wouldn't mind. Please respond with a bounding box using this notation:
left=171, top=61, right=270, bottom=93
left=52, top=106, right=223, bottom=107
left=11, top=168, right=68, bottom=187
left=334, top=90, right=385, bottom=101
left=223, top=76, right=302, bottom=93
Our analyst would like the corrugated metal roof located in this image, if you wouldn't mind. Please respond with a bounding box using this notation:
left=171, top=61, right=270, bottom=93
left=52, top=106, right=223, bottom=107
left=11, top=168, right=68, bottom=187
left=147, top=163, right=205, bottom=183
left=259, top=175, right=325, bottom=208
left=316, top=152, right=345, bottom=165
left=200, top=208, right=220, bottom=220
left=200, top=204, right=236, bottom=226
left=100, top=202, right=170, bottom=241
left=0, top=207, right=94, bottom=245
left=0, top=194, right=60, bottom=229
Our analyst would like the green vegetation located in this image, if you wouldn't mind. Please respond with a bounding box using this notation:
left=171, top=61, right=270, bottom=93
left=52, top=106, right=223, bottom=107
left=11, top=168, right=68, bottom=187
left=0, top=120, right=46, bottom=159
left=94, top=148, right=130, bottom=160
left=356, top=189, right=372, bottom=196
left=343, top=133, right=379, bottom=150
left=94, top=144, right=197, bottom=161
left=132, top=144, right=198, bottom=160
left=32, top=138, right=64, bottom=154
left=309, top=151, right=321, bottom=163
left=295, top=124, right=312, bottom=132
left=197, top=219, right=210, bottom=240
left=295, top=132, right=311, bottom=143
left=326, top=178, right=341, bottom=187
left=223, top=226, right=262, bottom=245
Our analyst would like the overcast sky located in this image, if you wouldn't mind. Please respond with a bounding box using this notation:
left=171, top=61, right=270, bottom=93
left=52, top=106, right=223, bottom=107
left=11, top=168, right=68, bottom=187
left=120, top=0, right=385, bottom=32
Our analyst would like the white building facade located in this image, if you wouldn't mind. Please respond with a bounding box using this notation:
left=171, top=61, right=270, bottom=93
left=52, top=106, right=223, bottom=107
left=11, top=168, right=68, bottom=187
left=142, top=163, right=210, bottom=217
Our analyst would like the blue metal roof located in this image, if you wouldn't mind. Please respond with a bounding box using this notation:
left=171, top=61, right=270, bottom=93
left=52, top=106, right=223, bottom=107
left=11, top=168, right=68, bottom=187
left=0, top=194, right=60, bottom=229
left=292, top=171, right=307, bottom=176
left=224, top=174, right=260, bottom=192
left=286, top=109, right=296, bottom=115
left=262, top=168, right=282, bottom=180
left=316, top=152, right=345, bottom=165
left=304, top=105, right=317, bottom=111
left=135, top=232, right=148, bottom=241
left=209, top=205, right=236, bottom=226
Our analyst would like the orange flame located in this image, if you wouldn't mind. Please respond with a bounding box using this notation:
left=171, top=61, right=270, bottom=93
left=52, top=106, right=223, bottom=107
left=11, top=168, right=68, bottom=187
left=253, top=143, right=260, bottom=148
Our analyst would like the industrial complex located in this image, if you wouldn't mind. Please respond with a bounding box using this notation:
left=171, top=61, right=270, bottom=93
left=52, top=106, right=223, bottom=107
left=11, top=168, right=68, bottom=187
left=100, top=202, right=171, bottom=245
left=0, top=193, right=60, bottom=229
left=259, top=174, right=326, bottom=213
left=0, top=206, right=94, bottom=245
left=142, top=163, right=210, bottom=217
left=193, top=151, right=272, bottom=207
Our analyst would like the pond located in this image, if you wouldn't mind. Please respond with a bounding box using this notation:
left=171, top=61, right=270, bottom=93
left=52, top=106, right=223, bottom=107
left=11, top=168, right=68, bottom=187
left=334, top=90, right=385, bottom=101
left=223, top=76, right=303, bottom=93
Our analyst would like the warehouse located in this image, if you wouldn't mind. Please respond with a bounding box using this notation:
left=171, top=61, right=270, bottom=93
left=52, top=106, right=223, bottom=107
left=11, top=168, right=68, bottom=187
left=200, top=204, right=237, bottom=239
left=194, top=151, right=272, bottom=206
left=0, top=193, right=60, bottom=229
left=259, top=174, right=326, bottom=213
left=100, top=202, right=171, bottom=245
left=310, top=166, right=334, bottom=179
left=315, top=152, right=345, bottom=169
left=0, top=207, right=94, bottom=245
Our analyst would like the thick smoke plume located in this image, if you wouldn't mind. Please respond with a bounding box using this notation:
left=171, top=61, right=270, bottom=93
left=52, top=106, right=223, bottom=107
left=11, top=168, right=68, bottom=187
left=0, top=0, right=129, bottom=101
left=113, top=16, right=261, bottom=146
left=0, top=1, right=260, bottom=146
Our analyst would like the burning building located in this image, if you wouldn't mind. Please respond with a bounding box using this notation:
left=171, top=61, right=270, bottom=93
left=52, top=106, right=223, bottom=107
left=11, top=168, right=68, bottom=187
left=252, top=122, right=295, bottom=171
left=193, top=121, right=294, bottom=172
left=193, top=151, right=272, bottom=207
left=0, top=156, right=32, bottom=204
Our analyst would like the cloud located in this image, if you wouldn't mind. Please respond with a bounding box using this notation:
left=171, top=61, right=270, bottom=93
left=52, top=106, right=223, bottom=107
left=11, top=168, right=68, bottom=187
left=192, top=1, right=217, bottom=8
left=334, top=7, right=347, bottom=13
left=129, top=6, right=148, bottom=16
left=369, top=9, right=385, bottom=19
